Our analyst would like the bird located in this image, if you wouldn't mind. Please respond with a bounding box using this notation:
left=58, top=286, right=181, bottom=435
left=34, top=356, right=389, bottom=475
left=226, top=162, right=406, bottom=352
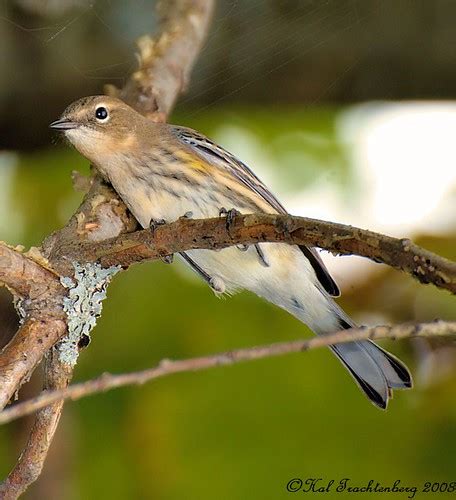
left=50, top=95, right=412, bottom=409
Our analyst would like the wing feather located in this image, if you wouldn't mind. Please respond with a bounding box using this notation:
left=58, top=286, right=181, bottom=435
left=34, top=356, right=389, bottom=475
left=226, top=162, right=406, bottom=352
left=173, top=126, right=340, bottom=297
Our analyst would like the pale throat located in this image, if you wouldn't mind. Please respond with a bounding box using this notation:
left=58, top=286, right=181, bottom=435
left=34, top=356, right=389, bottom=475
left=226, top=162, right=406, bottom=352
left=67, top=127, right=139, bottom=169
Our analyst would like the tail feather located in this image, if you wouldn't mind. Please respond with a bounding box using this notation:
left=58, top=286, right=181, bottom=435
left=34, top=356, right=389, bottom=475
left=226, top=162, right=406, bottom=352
left=361, top=341, right=412, bottom=390
left=330, top=342, right=391, bottom=409
left=331, top=316, right=412, bottom=409
left=283, top=291, right=412, bottom=409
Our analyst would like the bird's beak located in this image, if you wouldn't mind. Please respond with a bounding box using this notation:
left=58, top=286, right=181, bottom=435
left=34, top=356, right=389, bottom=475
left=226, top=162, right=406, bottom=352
left=49, top=118, right=80, bottom=130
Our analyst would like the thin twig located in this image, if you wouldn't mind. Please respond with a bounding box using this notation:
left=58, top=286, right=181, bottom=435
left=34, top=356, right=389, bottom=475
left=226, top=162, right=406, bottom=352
left=1, top=320, right=454, bottom=425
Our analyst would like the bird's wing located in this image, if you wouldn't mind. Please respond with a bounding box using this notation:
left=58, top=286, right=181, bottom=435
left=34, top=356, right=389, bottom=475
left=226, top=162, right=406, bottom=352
left=174, top=126, right=287, bottom=213
left=173, top=126, right=340, bottom=297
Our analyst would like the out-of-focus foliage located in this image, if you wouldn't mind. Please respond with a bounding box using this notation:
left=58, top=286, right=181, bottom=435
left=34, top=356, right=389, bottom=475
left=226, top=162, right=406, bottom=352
left=2, top=0, right=456, bottom=148
left=0, top=107, right=455, bottom=500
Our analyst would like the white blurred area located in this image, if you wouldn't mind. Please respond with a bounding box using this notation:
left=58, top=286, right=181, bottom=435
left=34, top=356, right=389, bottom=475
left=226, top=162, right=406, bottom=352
left=216, top=103, right=456, bottom=291
left=339, top=102, right=456, bottom=235
left=335, top=102, right=455, bottom=288
left=332, top=102, right=456, bottom=289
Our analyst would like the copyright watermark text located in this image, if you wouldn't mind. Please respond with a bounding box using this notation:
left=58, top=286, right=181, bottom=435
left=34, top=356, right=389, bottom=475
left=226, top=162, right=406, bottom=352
left=286, top=478, right=456, bottom=498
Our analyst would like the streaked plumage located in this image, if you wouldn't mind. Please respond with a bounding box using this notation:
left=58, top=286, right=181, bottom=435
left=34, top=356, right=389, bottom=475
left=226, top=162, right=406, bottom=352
left=51, top=95, right=412, bottom=409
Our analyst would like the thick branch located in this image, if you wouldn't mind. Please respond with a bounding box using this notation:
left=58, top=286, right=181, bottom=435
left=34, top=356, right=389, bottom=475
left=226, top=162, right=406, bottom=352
left=0, top=352, right=73, bottom=499
left=0, top=318, right=66, bottom=411
left=75, top=214, right=456, bottom=294
left=0, top=243, right=67, bottom=413
left=116, top=0, right=215, bottom=119
left=0, top=243, right=62, bottom=299
left=0, top=246, right=66, bottom=412
left=0, top=320, right=454, bottom=424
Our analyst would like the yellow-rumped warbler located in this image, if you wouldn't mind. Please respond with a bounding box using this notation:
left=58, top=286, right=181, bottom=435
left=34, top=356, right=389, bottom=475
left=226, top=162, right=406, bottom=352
left=51, top=95, right=412, bottom=408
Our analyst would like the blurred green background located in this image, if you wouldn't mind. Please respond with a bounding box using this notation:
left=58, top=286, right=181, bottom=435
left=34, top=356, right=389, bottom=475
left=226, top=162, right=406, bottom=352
left=0, top=1, right=456, bottom=499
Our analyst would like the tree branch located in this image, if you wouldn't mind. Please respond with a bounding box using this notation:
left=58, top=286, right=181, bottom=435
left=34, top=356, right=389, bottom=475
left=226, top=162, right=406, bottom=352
left=74, top=214, right=456, bottom=294
left=0, top=245, right=67, bottom=411
left=115, top=0, right=215, bottom=119
left=0, top=351, right=73, bottom=499
left=1, top=320, right=454, bottom=424
left=0, top=0, right=215, bottom=496
left=0, top=243, right=62, bottom=299
left=0, top=318, right=67, bottom=411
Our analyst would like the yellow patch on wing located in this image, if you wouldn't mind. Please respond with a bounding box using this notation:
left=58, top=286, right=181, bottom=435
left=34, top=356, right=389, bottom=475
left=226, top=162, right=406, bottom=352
left=215, top=169, right=277, bottom=213
left=175, top=150, right=213, bottom=174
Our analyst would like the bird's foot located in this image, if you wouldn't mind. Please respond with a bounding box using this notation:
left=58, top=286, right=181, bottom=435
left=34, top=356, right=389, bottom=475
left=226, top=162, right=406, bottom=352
left=219, top=207, right=241, bottom=234
left=149, top=218, right=167, bottom=234
left=219, top=208, right=269, bottom=266
left=179, top=211, right=193, bottom=220
left=150, top=218, right=173, bottom=263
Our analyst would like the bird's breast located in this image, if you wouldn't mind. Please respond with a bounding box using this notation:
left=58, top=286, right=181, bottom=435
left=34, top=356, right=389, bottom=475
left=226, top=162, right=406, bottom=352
left=105, top=164, right=226, bottom=228
left=101, top=150, right=269, bottom=228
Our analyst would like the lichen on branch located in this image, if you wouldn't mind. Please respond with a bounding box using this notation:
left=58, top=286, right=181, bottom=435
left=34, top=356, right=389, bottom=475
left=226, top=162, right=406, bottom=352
left=58, top=262, right=120, bottom=366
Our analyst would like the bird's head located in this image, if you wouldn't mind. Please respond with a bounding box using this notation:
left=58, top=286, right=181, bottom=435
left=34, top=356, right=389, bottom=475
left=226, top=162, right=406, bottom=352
left=50, top=95, right=143, bottom=164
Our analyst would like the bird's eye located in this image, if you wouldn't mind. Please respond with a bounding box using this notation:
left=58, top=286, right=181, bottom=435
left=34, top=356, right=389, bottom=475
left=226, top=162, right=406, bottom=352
left=95, top=106, right=109, bottom=121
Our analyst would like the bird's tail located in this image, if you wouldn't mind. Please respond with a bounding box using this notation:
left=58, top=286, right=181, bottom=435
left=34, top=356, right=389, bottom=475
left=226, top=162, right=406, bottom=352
left=263, top=285, right=412, bottom=408
left=322, top=312, right=412, bottom=409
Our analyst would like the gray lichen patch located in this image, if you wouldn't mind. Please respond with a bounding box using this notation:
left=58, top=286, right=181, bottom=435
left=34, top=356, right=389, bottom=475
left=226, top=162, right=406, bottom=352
left=58, top=262, right=121, bottom=366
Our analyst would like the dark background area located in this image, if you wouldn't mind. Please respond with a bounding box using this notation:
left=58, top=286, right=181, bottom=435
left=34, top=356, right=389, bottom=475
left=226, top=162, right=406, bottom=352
left=1, top=0, right=456, bottom=148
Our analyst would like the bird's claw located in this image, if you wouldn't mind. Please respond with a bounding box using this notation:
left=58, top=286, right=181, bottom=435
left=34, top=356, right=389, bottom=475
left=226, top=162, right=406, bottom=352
left=150, top=218, right=173, bottom=263
left=179, top=211, right=193, bottom=220
left=150, top=218, right=167, bottom=234
left=219, top=208, right=269, bottom=266
left=219, top=207, right=240, bottom=234
left=161, top=254, right=174, bottom=265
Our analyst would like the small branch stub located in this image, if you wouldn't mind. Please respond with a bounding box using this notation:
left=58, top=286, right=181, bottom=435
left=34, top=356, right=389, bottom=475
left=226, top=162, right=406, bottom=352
left=13, top=297, right=26, bottom=326
left=58, top=262, right=120, bottom=366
